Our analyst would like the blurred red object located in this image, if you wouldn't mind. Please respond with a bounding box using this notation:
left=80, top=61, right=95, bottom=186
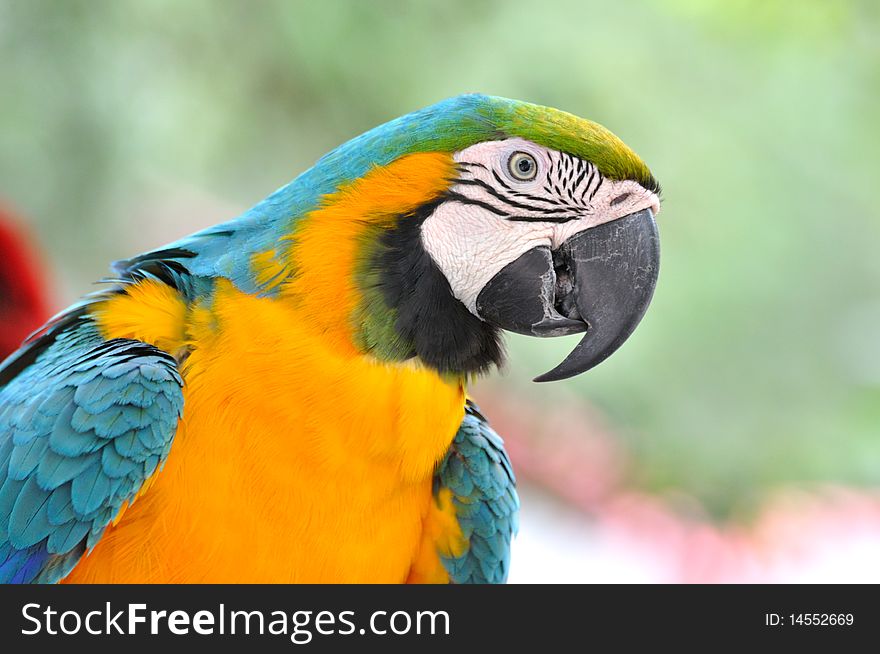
left=0, top=207, right=50, bottom=358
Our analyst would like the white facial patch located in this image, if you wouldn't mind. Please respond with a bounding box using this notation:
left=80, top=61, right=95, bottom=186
left=420, top=138, right=660, bottom=315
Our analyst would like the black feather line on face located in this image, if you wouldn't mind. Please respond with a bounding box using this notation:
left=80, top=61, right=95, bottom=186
left=444, top=192, right=580, bottom=223
left=489, top=168, right=567, bottom=206
left=455, top=178, right=574, bottom=215
left=371, top=198, right=504, bottom=377
left=590, top=175, right=604, bottom=200
left=490, top=169, right=512, bottom=190
left=573, top=160, right=587, bottom=193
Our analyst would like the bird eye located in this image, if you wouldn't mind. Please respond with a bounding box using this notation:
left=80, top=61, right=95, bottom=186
left=507, top=151, right=538, bottom=182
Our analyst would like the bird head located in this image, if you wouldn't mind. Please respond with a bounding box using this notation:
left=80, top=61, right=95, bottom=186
left=418, top=126, right=660, bottom=382
left=228, top=95, right=660, bottom=382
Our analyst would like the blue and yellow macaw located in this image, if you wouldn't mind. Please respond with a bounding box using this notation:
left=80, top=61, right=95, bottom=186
left=0, top=95, right=660, bottom=583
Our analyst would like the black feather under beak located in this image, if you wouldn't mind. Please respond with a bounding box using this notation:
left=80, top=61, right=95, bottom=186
left=475, top=208, right=660, bottom=382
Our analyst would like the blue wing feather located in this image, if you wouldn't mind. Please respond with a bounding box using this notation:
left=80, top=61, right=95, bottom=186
left=0, top=322, right=183, bottom=584
left=435, top=401, right=519, bottom=584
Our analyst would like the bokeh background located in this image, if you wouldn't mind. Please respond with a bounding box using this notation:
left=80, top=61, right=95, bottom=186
left=2, top=0, right=879, bottom=581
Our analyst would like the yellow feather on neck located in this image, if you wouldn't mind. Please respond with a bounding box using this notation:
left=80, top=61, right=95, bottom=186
left=92, top=278, right=187, bottom=355
left=278, top=151, right=457, bottom=344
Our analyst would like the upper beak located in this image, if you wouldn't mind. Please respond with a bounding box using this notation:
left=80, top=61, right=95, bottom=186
left=475, top=208, right=660, bottom=382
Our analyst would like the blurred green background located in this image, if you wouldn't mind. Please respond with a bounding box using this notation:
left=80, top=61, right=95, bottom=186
left=2, top=0, right=878, bottom=518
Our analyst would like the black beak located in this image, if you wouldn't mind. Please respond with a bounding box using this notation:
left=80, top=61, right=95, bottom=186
left=475, top=208, right=660, bottom=382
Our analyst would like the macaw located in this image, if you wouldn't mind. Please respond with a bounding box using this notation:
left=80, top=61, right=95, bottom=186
left=0, top=95, right=660, bottom=584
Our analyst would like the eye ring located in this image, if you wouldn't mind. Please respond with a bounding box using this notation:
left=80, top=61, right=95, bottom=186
left=506, top=151, right=538, bottom=182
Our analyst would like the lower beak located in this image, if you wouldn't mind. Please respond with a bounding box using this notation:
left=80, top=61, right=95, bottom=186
left=475, top=208, right=660, bottom=382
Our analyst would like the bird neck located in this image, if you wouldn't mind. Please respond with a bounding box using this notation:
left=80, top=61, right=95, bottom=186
left=271, top=151, right=502, bottom=382
left=355, top=198, right=503, bottom=378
